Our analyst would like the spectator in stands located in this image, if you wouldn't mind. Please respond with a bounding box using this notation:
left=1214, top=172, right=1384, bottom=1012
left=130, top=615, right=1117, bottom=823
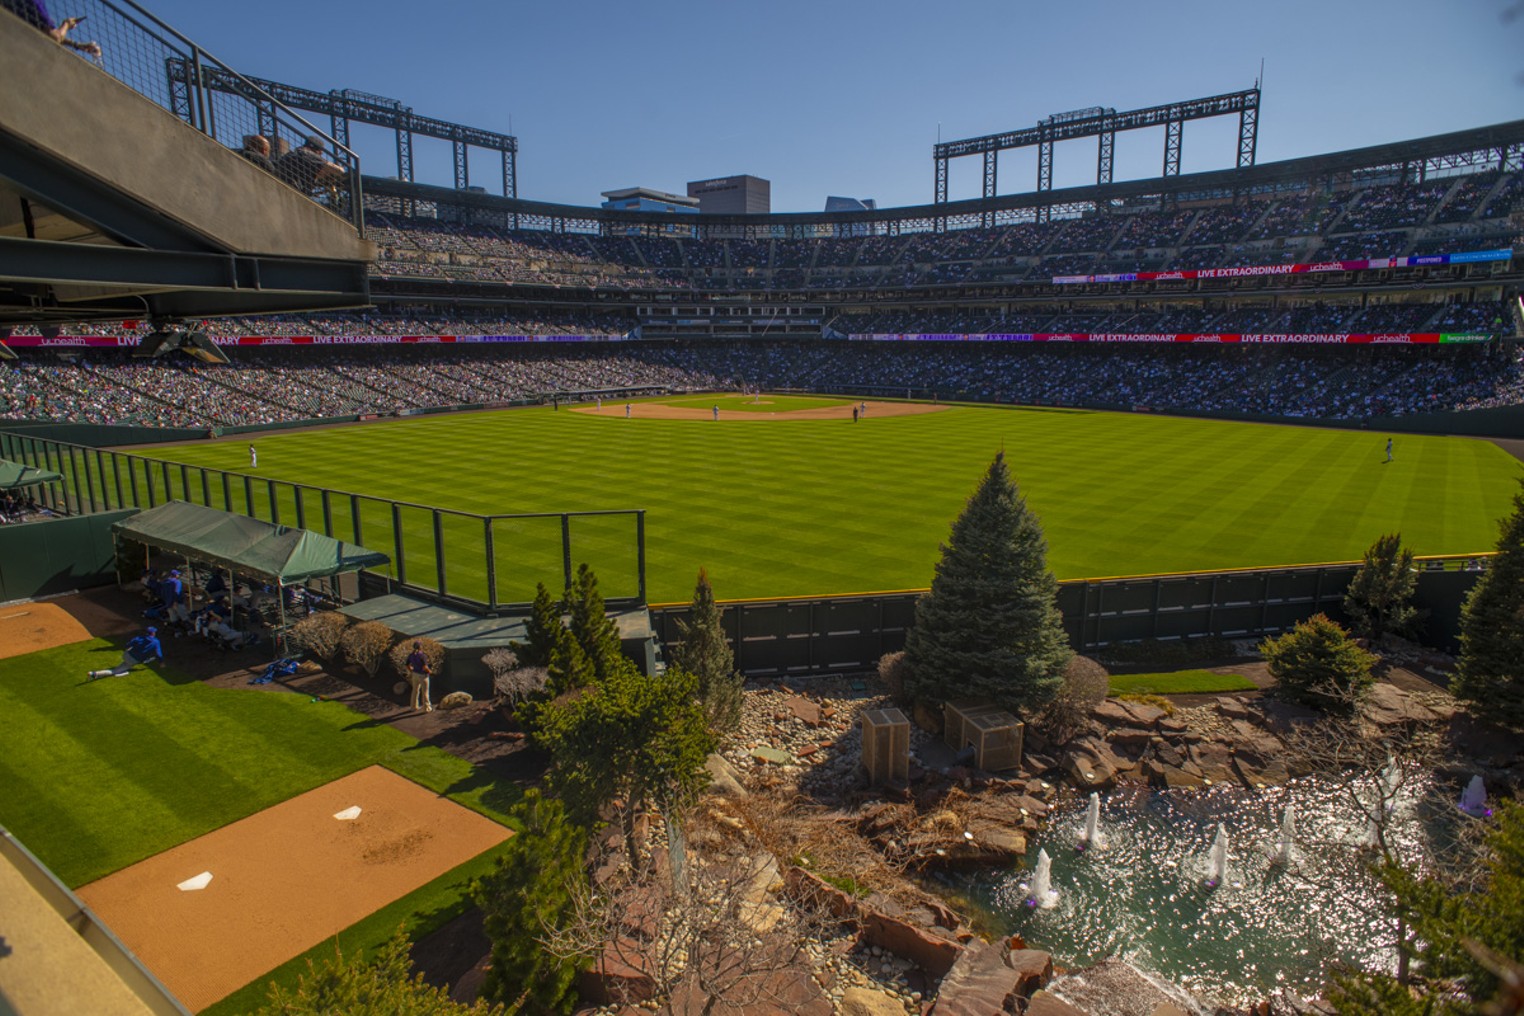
left=3, top=0, right=101, bottom=57
left=87, top=626, right=163, bottom=680
left=276, top=136, right=344, bottom=195
left=239, top=135, right=273, bottom=174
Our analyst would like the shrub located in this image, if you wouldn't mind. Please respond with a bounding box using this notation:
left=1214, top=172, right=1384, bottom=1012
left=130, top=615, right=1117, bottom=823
left=340, top=621, right=396, bottom=679
left=878, top=651, right=911, bottom=706
left=1040, top=654, right=1111, bottom=737
left=481, top=647, right=519, bottom=682
left=1261, top=613, right=1376, bottom=714
left=493, top=665, right=549, bottom=706
left=388, top=636, right=445, bottom=681
left=290, top=610, right=350, bottom=662
left=1117, top=692, right=1176, bottom=716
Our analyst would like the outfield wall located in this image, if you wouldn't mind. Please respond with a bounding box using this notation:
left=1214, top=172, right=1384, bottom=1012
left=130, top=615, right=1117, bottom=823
left=651, top=558, right=1486, bottom=678
left=0, top=510, right=138, bottom=602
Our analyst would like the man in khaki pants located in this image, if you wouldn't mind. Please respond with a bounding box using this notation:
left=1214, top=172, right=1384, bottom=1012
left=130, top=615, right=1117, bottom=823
left=405, top=641, right=433, bottom=713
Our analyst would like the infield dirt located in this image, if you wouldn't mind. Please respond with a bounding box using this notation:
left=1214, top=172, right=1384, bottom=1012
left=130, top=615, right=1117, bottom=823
left=76, top=765, right=512, bottom=1012
left=574, top=398, right=947, bottom=421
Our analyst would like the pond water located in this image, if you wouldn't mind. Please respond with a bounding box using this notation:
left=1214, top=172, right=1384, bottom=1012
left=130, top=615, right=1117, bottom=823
left=951, top=771, right=1462, bottom=1009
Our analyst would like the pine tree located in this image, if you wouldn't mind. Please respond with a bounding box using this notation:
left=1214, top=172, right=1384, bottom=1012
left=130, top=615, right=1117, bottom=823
left=1261, top=613, right=1377, bottom=715
left=902, top=452, right=1072, bottom=715
left=1344, top=532, right=1420, bottom=641
left=474, top=791, right=588, bottom=1015
left=566, top=563, right=623, bottom=682
left=511, top=582, right=564, bottom=669
left=1451, top=479, right=1524, bottom=730
left=536, top=657, right=714, bottom=864
left=257, top=927, right=507, bottom=1016
left=671, top=568, right=743, bottom=735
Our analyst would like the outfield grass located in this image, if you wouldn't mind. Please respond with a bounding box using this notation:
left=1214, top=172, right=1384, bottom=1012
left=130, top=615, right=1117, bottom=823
left=1108, top=669, right=1259, bottom=696
left=0, top=639, right=523, bottom=1010
left=121, top=401, right=1521, bottom=604
left=0, top=641, right=520, bottom=887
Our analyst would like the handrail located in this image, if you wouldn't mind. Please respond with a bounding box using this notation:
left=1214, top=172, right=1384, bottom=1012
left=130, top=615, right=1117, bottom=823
left=37, top=0, right=364, bottom=235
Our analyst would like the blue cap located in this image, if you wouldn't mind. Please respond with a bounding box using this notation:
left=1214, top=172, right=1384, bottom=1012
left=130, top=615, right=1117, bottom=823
left=146, top=626, right=158, bottom=634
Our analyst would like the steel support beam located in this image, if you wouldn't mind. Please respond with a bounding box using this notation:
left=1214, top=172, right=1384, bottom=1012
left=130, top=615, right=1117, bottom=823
left=1164, top=118, right=1183, bottom=176
left=981, top=149, right=997, bottom=226
left=396, top=126, right=414, bottom=183
left=502, top=149, right=516, bottom=200
left=1237, top=105, right=1257, bottom=168
left=1097, top=125, right=1115, bottom=185
left=1037, top=138, right=1054, bottom=192
left=934, top=156, right=948, bottom=205
left=452, top=137, right=468, bottom=190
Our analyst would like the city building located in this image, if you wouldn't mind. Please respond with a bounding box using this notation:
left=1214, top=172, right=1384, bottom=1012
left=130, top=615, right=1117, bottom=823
left=687, top=175, right=770, bottom=214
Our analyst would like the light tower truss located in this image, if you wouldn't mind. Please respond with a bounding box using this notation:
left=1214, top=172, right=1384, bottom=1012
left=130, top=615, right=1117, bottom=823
left=933, top=88, right=1260, bottom=216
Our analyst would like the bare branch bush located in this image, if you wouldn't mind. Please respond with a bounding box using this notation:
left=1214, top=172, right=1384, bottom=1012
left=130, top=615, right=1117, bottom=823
left=1274, top=682, right=1490, bottom=985
left=542, top=806, right=845, bottom=1015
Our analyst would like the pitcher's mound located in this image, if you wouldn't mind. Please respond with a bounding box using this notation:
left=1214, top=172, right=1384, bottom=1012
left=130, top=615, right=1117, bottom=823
left=0, top=602, right=91, bottom=660
left=76, top=765, right=512, bottom=1012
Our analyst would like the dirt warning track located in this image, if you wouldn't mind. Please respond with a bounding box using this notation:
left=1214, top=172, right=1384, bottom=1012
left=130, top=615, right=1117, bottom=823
left=574, top=398, right=948, bottom=421
left=0, top=602, right=92, bottom=660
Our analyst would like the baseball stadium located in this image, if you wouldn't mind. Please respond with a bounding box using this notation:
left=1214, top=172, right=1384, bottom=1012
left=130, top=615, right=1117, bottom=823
left=1, top=0, right=1522, bottom=1013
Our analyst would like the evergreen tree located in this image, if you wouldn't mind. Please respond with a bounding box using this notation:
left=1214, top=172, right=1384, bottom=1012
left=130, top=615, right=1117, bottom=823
left=257, top=928, right=507, bottom=1016
left=1344, top=532, right=1420, bottom=641
left=510, top=583, right=564, bottom=669
left=1451, top=479, right=1524, bottom=730
left=902, top=452, right=1072, bottom=714
left=474, top=791, right=588, bottom=1015
left=536, top=657, right=714, bottom=864
left=671, top=568, right=743, bottom=734
left=1261, top=613, right=1377, bottom=715
left=566, top=563, right=623, bottom=682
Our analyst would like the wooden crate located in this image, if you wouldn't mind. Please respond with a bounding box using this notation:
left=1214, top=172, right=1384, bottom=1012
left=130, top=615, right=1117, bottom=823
left=860, top=707, right=910, bottom=785
left=964, top=711, right=1024, bottom=772
left=943, top=700, right=1005, bottom=750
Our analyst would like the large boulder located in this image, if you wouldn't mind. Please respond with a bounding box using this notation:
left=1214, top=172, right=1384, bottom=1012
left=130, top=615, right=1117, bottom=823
left=576, top=937, right=656, bottom=1005
left=860, top=909, right=964, bottom=977
left=840, top=986, right=907, bottom=1016
left=1026, top=993, right=1093, bottom=1016
left=1363, top=684, right=1451, bottom=728
left=928, top=940, right=1027, bottom=1015
left=1063, top=739, right=1123, bottom=788
left=1004, top=948, right=1054, bottom=995
left=705, top=753, right=748, bottom=797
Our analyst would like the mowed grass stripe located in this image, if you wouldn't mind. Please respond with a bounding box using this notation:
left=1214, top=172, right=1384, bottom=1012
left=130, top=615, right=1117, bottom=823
left=140, top=403, right=1523, bottom=602
left=0, top=642, right=434, bottom=887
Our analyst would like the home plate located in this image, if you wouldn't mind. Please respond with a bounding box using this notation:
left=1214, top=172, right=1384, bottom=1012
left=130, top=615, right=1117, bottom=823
left=177, top=872, right=213, bottom=891
left=333, top=806, right=362, bottom=821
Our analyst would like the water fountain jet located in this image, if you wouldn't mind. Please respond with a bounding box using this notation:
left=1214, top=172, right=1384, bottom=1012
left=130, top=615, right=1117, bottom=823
left=1205, top=824, right=1229, bottom=888
left=1022, top=847, right=1059, bottom=908
left=1078, top=792, right=1106, bottom=850
left=1458, top=775, right=1491, bottom=818
left=1270, top=804, right=1295, bottom=866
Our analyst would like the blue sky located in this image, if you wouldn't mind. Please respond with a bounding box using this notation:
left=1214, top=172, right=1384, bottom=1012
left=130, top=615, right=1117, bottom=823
left=150, top=0, right=1522, bottom=212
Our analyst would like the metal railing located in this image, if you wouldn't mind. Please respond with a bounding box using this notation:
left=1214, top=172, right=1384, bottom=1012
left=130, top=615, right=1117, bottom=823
left=0, top=431, right=646, bottom=610
left=29, top=0, right=364, bottom=234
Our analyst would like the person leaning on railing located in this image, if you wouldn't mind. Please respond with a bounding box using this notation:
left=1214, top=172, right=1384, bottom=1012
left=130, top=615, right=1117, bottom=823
left=275, top=136, right=346, bottom=199
left=2, top=0, right=101, bottom=57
